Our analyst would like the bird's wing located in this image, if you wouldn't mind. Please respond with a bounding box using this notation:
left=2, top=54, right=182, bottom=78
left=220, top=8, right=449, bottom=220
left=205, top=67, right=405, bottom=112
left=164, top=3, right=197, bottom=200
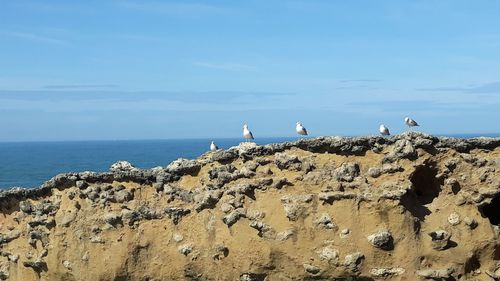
left=303, top=128, right=308, bottom=135
left=249, top=131, right=254, bottom=139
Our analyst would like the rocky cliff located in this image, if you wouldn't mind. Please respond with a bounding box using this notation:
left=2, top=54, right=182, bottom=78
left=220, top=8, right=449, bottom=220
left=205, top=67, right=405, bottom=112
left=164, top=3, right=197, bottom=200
left=0, top=132, right=499, bottom=281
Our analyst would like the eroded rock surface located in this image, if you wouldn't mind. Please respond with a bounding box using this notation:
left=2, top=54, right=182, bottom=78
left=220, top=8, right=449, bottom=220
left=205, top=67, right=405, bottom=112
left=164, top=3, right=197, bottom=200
left=0, top=132, right=499, bottom=280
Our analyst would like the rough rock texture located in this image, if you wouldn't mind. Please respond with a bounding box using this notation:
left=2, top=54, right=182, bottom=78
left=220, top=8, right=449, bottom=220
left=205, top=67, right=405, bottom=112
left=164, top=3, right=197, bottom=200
left=0, top=132, right=499, bottom=280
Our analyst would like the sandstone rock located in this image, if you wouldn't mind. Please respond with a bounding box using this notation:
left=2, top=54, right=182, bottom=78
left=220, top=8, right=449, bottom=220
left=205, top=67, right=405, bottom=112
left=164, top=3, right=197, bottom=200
left=464, top=217, right=478, bottom=229
left=23, top=259, right=47, bottom=272
left=344, top=252, right=364, bottom=272
left=164, top=208, right=191, bottom=225
left=222, top=208, right=247, bottom=227
left=275, top=153, right=302, bottom=171
left=340, top=228, right=351, bottom=238
left=194, top=190, right=222, bottom=212
left=178, top=244, right=192, bottom=256
left=19, top=200, right=33, bottom=213
left=103, top=213, right=122, bottom=227
left=367, top=230, right=393, bottom=250
left=428, top=230, right=451, bottom=250
left=447, top=212, right=460, bottom=226
left=212, top=245, right=229, bottom=260
left=417, top=267, right=454, bottom=280
left=315, top=213, right=336, bottom=229
left=303, top=263, right=320, bottom=275
left=173, top=233, right=184, bottom=242
left=335, top=162, right=360, bottom=182
left=370, top=267, right=405, bottom=277
left=110, top=161, right=136, bottom=172
left=275, top=229, right=294, bottom=241
left=317, top=246, right=339, bottom=263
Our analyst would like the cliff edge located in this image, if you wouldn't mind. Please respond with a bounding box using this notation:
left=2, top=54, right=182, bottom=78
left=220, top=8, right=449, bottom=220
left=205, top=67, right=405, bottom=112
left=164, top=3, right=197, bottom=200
left=0, top=132, right=499, bottom=281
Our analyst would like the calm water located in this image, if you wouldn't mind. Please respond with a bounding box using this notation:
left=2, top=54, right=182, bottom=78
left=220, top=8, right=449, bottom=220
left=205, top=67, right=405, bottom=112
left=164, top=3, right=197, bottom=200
left=1, top=134, right=498, bottom=189
left=0, top=138, right=295, bottom=189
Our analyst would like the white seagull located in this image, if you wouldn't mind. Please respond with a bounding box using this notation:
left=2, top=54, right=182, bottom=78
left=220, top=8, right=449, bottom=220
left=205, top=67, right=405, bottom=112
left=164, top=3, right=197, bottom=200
left=210, top=141, right=218, bottom=151
left=379, top=124, right=390, bottom=136
left=404, top=117, right=419, bottom=129
left=243, top=124, right=254, bottom=142
left=296, top=122, right=308, bottom=136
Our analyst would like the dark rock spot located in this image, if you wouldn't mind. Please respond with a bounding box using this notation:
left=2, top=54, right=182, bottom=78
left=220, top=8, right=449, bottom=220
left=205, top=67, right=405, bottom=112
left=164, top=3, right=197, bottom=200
left=480, top=194, right=500, bottom=226
left=410, top=163, right=442, bottom=205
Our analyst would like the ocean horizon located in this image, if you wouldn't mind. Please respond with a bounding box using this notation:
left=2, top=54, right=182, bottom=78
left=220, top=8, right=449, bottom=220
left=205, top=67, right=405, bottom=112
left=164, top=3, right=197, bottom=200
left=1, top=133, right=498, bottom=189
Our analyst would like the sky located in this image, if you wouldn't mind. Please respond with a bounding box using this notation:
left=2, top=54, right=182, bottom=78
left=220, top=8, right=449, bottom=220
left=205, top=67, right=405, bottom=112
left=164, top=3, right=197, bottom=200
left=1, top=0, right=500, bottom=141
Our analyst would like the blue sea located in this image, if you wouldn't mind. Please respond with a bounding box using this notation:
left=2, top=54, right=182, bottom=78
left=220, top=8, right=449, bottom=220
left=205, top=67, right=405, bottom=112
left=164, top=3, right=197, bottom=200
left=0, top=138, right=295, bottom=189
left=0, top=134, right=498, bottom=189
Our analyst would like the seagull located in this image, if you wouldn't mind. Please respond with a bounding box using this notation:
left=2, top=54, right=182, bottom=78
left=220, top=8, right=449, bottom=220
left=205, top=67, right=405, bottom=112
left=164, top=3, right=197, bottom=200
left=404, top=117, right=419, bottom=129
left=243, top=124, right=254, bottom=142
left=379, top=124, right=390, bottom=136
left=296, top=122, right=308, bottom=136
left=210, top=141, right=218, bottom=151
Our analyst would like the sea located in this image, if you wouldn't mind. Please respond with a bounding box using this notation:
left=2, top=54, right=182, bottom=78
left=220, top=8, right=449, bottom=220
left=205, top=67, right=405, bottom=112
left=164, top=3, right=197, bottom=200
left=0, top=134, right=498, bottom=189
left=0, top=138, right=295, bottom=189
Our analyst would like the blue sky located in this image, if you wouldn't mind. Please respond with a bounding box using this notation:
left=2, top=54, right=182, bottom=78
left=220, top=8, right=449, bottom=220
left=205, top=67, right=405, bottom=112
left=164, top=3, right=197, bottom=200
left=1, top=0, right=500, bottom=141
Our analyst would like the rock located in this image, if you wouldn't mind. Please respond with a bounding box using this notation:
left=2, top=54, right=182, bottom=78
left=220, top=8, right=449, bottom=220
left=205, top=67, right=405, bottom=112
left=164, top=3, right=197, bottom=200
left=275, top=229, right=294, bottom=241
left=0, top=230, right=21, bottom=244
left=335, top=162, right=360, bottom=182
left=240, top=273, right=268, bottom=281
left=317, top=246, right=339, bottom=263
left=19, top=200, right=33, bottom=213
left=62, top=260, right=71, bottom=269
left=272, top=177, right=292, bottom=189
left=222, top=208, right=247, bottom=227
left=76, top=180, right=88, bottom=189
left=220, top=203, right=234, bottom=213
left=428, top=230, right=451, bottom=250
left=417, top=267, right=454, bottom=280
left=103, top=213, right=122, bottom=227
left=164, top=208, right=191, bottom=225
left=384, top=139, right=417, bottom=162
left=194, top=190, right=222, bottom=212
left=112, top=188, right=134, bottom=203
left=173, top=233, right=184, bottom=242
left=344, top=252, right=364, bottom=272
left=110, top=161, right=136, bottom=172
left=167, top=158, right=201, bottom=176
left=368, top=167, right=382, bottom=178
left=463, top=217, right=478, bottom=229
left=0, top=264, right=8, bottom=280
left=303, top=263, right=320, bottom=275
left=280, top=195, right=312, bottom=221
left=370, top=267, right=405, bottom=277
left=315, top=213, right=336, bottom=229
left=275, top=153, right=302, bottom=171
left=178, top=244, right=192, bottom=256
left=212, top=245, right=229, bottom=260
left=447, top=212, right=460, bottom=226
left=367, top=230, right=393, bottom=250
left=23, top=259, right=47, bottom=272
left=340, top=228, right=351, bottom=238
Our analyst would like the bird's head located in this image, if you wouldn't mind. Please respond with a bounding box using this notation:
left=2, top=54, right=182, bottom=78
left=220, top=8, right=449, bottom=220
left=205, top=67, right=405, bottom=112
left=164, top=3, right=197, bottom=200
left=243, top=123, right=248, bottom=128
left=404, top=117, right=409, bottom=122
left=296, top=121, right=301, bottom=126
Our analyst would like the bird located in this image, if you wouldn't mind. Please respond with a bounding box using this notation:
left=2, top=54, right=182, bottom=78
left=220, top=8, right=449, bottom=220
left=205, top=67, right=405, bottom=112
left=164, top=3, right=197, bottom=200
left=296, top=122, right=308, bottom=136
left=404, top=117, right=419, bottom=129
left=243, top=124, right=254, bottom=142
left=210, top=141, right=218, bottom=151
left=379, top=124, right=390, bottom=136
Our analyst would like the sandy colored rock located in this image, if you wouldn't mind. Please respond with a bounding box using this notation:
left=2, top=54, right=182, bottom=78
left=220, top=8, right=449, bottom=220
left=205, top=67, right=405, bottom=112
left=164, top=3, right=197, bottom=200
left=0, top=132, right=498, bottom=280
